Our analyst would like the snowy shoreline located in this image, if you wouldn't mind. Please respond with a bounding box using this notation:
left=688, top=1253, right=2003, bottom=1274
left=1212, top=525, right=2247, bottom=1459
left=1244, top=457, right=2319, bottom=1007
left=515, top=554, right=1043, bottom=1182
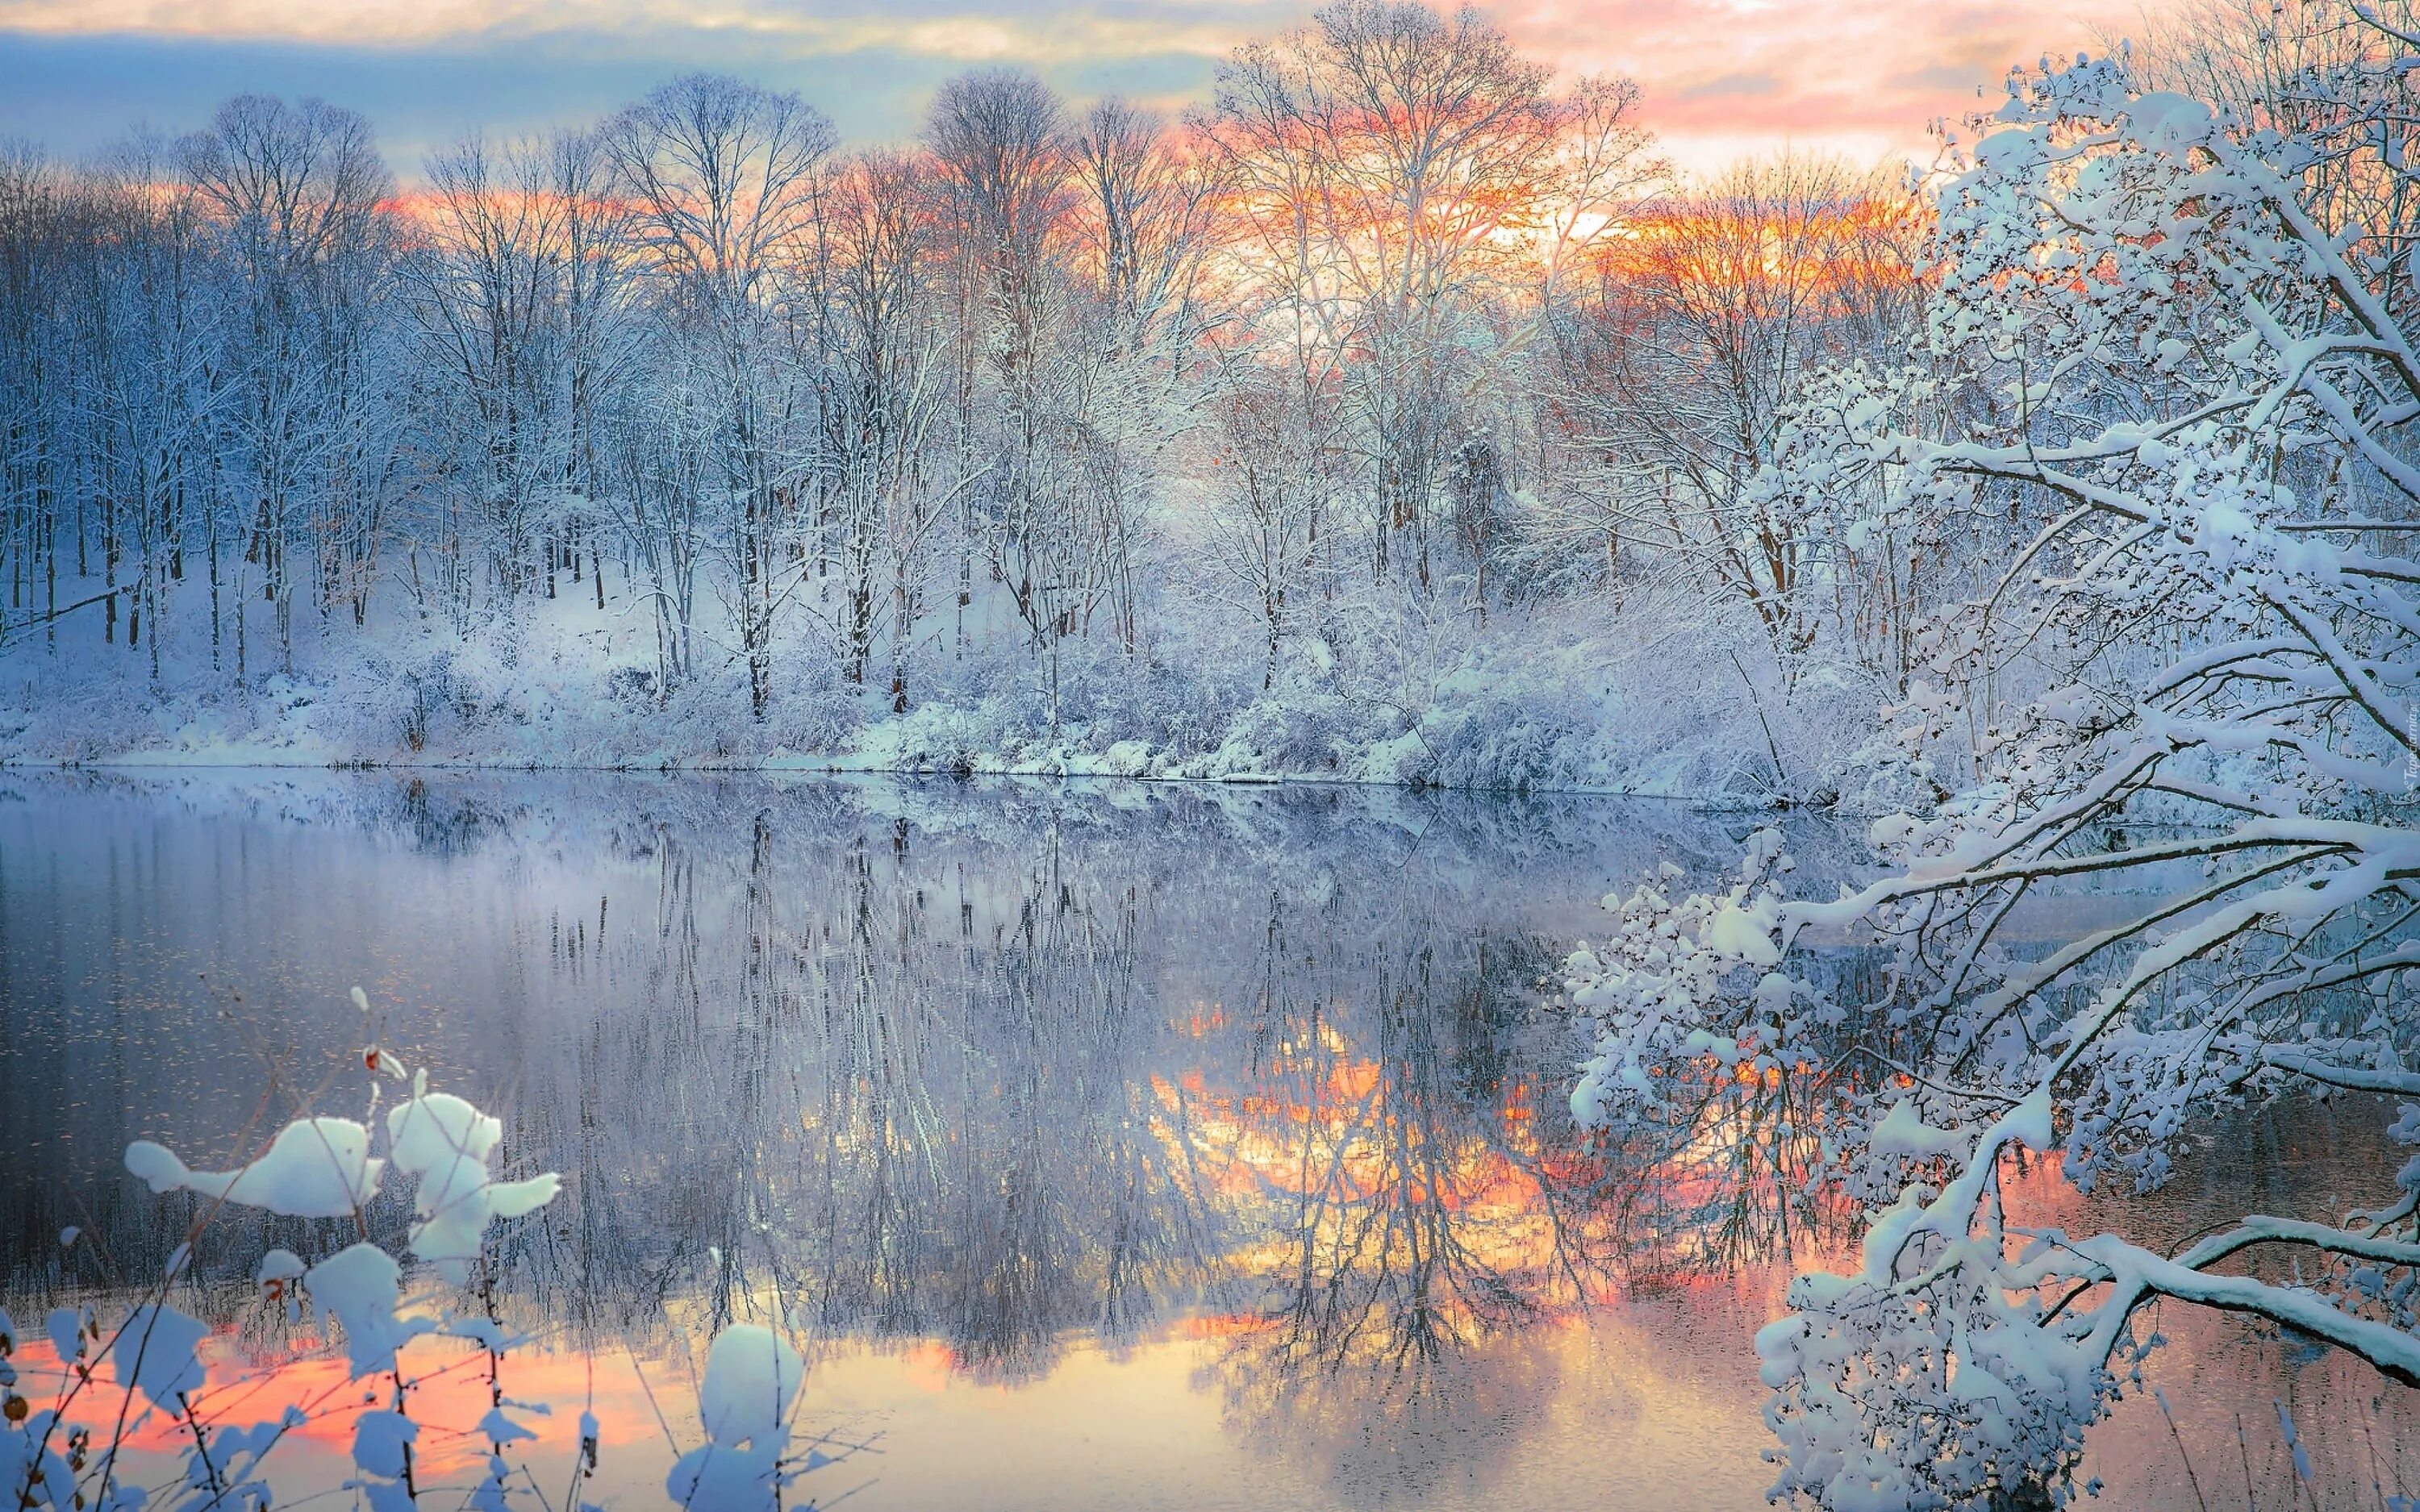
left=0, top=747, right=1780, bottom=805
left=1, top=622, right=1862, bottom=804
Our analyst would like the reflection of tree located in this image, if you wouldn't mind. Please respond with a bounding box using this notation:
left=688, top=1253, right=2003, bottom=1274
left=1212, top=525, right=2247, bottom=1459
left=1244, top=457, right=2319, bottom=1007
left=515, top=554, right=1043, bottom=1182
left=937, top=848, right=1229, bottom=1371
left=17, top=773, right=2415, bottom=1506
left=1262, top=968, right=1535, bottom=1365
left=1187, top=893, right=1610, bottom=1496
left=474, top=796, right=1247, bottom=1378
left=0, top=772, right=1787, bottom=1387
left=1212, top=1325, right=1563, bottom=1507
left=1581, top=948, right=1881, bottom=1292
left=674, top=807, right=1237, bottom=1379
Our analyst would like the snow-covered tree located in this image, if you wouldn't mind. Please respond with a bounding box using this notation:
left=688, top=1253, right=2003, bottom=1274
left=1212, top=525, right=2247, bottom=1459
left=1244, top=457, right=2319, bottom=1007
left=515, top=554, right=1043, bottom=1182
left=177, top=93, right=398, bottom=673
left=1207, top=2, right=1655, bottom=599
left=607, top=73, right=833, bottom=720
left=803, top=148, right=953, bottom=706
left=1566, top=41, right=2420, bottom=1510
left=1544, top=155, right=1925, bottom=676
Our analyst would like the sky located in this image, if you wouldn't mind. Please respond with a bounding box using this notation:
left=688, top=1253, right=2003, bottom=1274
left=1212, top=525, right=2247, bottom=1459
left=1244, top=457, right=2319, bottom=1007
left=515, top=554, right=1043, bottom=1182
left=0, top=0, right=2166, bottom=178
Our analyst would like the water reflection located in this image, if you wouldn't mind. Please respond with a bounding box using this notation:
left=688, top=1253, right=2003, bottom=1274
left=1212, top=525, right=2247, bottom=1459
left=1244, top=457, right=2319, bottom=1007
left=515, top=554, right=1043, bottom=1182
left=0, top=772, right=2405, bottom=1510
left=3, top=773, right=1779, bottom=1505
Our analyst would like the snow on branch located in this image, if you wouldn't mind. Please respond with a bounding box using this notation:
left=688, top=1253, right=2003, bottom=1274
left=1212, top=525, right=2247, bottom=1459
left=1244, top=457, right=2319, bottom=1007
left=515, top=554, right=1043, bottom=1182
left=1567, top=36, right=2420, bottom=1512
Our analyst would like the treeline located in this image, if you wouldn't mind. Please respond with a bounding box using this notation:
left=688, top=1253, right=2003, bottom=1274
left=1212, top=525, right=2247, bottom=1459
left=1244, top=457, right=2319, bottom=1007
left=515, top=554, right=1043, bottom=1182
left=0, top=0, right=1926, bottom=760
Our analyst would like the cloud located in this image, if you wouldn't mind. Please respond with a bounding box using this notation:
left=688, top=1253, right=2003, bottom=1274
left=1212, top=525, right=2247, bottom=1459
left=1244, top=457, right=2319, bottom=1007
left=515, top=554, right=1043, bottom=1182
left=0, top=27, right=1219, bottom=166
left=0, top=0, right=1287, bottom=56
left=1671, top=70, right=1784, bottom=102
left=1496, top=0, right=2150, bottom=167
left=0, top=0, right=2169, bottom=177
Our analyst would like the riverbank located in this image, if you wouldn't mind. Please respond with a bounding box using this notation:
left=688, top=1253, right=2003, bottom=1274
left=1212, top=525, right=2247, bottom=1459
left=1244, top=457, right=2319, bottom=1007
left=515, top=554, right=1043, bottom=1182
left=0, top=669, right=1803, bottom=802
left=0, top=632, right=1896, bottom=806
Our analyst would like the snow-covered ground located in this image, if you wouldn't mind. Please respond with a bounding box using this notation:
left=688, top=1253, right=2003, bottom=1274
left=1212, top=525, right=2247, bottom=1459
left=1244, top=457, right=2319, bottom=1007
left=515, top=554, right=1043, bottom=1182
left=0, top=561, right=1874, bottom=803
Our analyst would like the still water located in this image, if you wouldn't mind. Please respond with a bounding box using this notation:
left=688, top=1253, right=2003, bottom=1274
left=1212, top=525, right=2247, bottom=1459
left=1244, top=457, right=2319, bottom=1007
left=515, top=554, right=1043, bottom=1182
left=0, top=771, right=2408, bottom=1510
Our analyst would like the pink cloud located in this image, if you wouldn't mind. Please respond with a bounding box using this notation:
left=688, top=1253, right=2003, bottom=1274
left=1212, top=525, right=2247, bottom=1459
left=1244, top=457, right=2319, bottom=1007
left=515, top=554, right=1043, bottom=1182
left=1493, top=0, right=2164, bottom=169
left=0, top=0, right=2179, bottom=174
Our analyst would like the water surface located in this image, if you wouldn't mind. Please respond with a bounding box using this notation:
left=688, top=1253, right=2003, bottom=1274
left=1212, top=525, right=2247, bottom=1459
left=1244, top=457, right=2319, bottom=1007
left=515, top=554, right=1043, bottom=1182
left=0, top=772, right=2406, bottom=1510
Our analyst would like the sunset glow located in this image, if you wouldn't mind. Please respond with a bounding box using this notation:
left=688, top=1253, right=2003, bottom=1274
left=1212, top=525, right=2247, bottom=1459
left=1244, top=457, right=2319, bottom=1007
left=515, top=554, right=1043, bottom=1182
left=7, top=0, right=2418, bottom=1502
left=0, top=0, right=2168, bottom=172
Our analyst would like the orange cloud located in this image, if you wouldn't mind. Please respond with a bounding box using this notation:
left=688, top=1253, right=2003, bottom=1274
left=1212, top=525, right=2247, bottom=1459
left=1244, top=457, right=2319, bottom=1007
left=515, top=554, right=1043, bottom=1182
left=0, top=0, right=2172, bottom=174
left=1499, top=0, right=2163, bottom=169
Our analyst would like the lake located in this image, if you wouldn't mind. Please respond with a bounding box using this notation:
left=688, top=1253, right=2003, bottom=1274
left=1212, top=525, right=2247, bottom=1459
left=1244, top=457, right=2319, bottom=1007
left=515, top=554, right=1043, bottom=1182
left=0, top=771, right=2407, bottom=1510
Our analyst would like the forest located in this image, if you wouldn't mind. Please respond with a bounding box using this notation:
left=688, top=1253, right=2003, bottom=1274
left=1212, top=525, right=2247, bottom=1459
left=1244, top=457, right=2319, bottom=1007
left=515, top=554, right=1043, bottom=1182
left=0, top=0, right=1931, bottom=789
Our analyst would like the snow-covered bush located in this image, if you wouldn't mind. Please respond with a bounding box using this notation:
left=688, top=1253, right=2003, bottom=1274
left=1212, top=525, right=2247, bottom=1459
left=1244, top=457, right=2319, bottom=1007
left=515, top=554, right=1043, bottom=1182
left=1, top=988, right=836, bottom=1511
left=1567, top=40, right=2420, bottom=1511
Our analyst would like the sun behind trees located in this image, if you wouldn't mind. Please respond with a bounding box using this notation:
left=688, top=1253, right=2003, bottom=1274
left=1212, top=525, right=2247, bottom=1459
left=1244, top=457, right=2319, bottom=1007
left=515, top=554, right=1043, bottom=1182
left=0, top=0, right=1930, bottom=793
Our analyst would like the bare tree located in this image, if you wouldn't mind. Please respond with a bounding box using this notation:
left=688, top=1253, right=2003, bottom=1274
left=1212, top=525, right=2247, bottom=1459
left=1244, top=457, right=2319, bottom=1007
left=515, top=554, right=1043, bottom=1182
left=607, top=73, right=833, bottom=718
left=1194, top=370, right=1336, bottom=690
left=1547, top=153, right=1923, bottom=676
left=70, top=135, right=223, bottom=679
left=177, top=93, right=394, bottom=673
left=408, top=133, right=576, bottom=609
left=1209, top=2, right=1642, bottom=595
left=925, top=69, right=1089, bottom=719
left=807, top=148, right=953, bottom=709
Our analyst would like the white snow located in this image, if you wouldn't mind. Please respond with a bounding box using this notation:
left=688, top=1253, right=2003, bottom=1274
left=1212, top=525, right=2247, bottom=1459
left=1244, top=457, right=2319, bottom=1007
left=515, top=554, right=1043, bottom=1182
left=101, top=1305, right=208, bottom=1411
left=305, top=1241, right=433, bottom=1379
left=385, top=1076, right=562, bottom=1285
left=126, top=1118, right=385, bottom=1218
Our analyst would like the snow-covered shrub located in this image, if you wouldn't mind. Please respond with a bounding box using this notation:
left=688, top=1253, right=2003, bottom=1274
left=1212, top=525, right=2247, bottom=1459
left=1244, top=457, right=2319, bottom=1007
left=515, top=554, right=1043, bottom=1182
left=1211, top=691, right=1368, bottom=777
left=1, top=987, right=836, bottom=1511
left=1408, top=668, right=1604, bottom=792
left=1568, top=43, right=2420, bottom=1512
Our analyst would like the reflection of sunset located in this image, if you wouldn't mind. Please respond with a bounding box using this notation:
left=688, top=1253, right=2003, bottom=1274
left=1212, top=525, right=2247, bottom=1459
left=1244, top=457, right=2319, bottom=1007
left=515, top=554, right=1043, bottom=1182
left=0, top=973, right=1811, bottom=1506
left=0, top=1293, right=1791, bottom=1510
left=10, top=775, right=2390, bottom=1512
left=897, top=1339, right=959, bottom=1393
left=11, top=1327, right=682, bottom=1485
left=7, top=1027, right=2386, bottom=1512
left=1153, top=998, right=1627, bottom=1381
